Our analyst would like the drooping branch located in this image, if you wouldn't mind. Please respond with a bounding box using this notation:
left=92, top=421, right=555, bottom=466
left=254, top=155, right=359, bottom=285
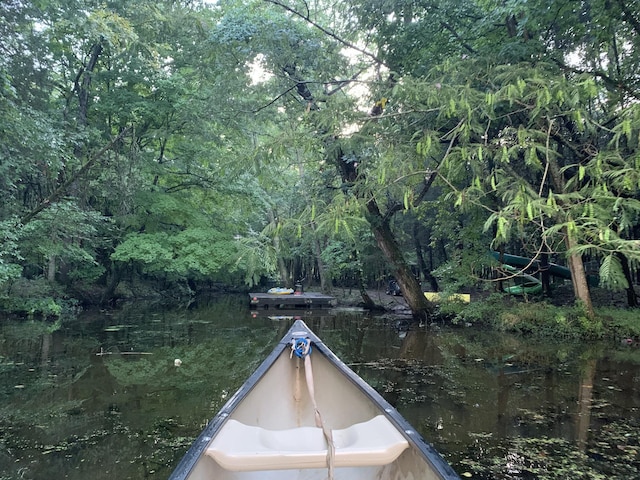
left=21, top=127, right=130, bottom=224
left=283, top=64, right=316, bottom=104
left=381, top=171, right=439, bottom=223
left=253, top=85, right=298, bottom=113
left=552, top=58, right=640, bottom=101
left=615, top=0, right=640, bottom=36
left=440, top=21, right=476, bottom=54
left=252, top=71, right=364, bottom=113
left=381, top=130, right=451, bottom=223
left=75, top=37, right=104, bottom=127
left=254, top=70, right=370, bottom=113
left=264, top=0, right=387, bottom=67
left=275, top=51, right=430, bottom=318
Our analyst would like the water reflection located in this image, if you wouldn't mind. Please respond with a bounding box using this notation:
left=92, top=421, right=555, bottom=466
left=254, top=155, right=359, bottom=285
left=0, top=294, right=639, bottom=479
left=576, top=358, right=596, bottom=452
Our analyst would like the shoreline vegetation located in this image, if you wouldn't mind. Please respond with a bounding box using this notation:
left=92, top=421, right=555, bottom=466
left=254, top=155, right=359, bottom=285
left=3, top=281, right=638, bottom=345
left=340, top=285, right=640, bottom=343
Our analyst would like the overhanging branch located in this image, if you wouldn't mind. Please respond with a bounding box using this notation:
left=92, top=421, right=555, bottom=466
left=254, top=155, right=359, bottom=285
left=21, top=127, right=130, bottom=224
left=264, top=0, right=387, bottom=67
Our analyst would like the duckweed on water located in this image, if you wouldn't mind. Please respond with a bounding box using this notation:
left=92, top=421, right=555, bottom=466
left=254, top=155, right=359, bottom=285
left=1, top=299, right=639, bottom=479
left=461, top=419, right=640, bottom=479
left=462, top=436, right=608, bottom=479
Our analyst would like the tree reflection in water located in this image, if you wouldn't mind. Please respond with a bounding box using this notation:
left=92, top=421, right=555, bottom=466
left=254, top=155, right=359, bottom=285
left=0, top=296, right=638, bottom=479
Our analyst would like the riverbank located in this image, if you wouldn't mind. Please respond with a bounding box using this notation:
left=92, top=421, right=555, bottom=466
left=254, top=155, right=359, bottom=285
left=332, top=285, right=640, bottom=342
left=334, top=284, right=636, bottom=310
left=333, top=287, right=413, bottom=313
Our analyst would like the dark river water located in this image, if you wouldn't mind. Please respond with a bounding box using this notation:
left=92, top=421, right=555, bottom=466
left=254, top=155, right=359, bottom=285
left=0, top=294, right=638, bottom=479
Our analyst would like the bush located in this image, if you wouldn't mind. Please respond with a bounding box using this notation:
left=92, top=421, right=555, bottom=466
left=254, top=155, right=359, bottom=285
left=441, top=294, right=609, bottom=340
left=0, top=277, right=76, bottom=319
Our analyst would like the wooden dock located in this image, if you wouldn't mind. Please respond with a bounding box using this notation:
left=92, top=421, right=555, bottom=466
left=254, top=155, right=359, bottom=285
left=250, top=309, right=336, bottom=319
left=249, top=292, right=336, bottom=310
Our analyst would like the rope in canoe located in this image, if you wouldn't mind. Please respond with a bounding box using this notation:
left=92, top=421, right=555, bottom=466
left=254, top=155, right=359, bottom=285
left=291, top=337, right=335, bottom=480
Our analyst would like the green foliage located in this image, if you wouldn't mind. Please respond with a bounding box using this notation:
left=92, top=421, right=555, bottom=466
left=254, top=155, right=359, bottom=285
left=19, top=202, right=110, bottom=283
left=0, top=219, right=22, bottom=287
left=2, top=0, right=640, bottom=312
left=0, top=278, right=68, bottom=319
left=402, top=58, right=640, bottom=302
left=112, top=227, right=241, bottom=282
left=235, top=233, right=279, bottom=287
left=598, top=254, right=628, bottom=290
left=111, top=232, right=173, bottom=266
left=312, top=194, right=368, bottom=241
left=321, top=241, right=360, bottom=285
left=444, top=296, right=605, bottom=340
left=598, top=307, right=640, bottom=341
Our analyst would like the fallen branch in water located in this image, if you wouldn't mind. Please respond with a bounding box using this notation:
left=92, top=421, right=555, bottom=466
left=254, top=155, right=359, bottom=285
left=96, top=350, right=153, bottom=356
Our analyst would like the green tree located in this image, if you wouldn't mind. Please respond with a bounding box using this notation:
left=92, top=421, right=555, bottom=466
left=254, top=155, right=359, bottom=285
left=339, top=0, right=640, bottom=317
left=3, top=0, right=639, bottom=318
left=213, top=0, right=435, bottom=318
left=1, top=0, right=277, bottom=305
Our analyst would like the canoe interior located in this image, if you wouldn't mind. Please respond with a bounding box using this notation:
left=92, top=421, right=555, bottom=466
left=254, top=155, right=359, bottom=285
left=177, top=321, right=458, bottom=480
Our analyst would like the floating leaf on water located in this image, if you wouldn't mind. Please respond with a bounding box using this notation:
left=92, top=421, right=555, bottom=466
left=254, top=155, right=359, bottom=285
left=104, top=324, right=133, bottom=332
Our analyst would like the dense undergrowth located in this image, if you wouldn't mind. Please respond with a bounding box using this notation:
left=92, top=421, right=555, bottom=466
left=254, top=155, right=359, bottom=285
left=435, top=293, right=640, bottom=342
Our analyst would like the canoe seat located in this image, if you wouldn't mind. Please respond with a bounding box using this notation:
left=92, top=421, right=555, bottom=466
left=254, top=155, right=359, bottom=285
left=206, top=415, right=409, bottom=471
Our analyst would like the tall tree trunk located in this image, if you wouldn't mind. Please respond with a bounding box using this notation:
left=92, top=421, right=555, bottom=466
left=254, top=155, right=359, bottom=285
left=616, top=252, right=638, bottom=307
left=267, top=209, right=289, bottom=285
left=565, top=233, right=595, bottom=318
left=311, top=222, right=332, bottom=292
left=330, top=132, right=431, bottom=319
left=76, top=38, right=104, bottom=128
left=281, top=63, right=429, bottom=317
left=366, top=199, right=432, bottom=322
left=548, top=159, right=595, bottom=318
left=47, top=255, right=56, bottom=282
left=413, top=223, right=439, bottom=291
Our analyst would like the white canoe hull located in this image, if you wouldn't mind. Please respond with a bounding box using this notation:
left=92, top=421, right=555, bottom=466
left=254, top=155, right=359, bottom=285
left=169, top=320, right=460, bottom=480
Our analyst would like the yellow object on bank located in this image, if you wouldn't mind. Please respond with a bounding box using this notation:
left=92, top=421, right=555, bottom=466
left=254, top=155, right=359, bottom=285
left=424, top=292, right=470, bottom=303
